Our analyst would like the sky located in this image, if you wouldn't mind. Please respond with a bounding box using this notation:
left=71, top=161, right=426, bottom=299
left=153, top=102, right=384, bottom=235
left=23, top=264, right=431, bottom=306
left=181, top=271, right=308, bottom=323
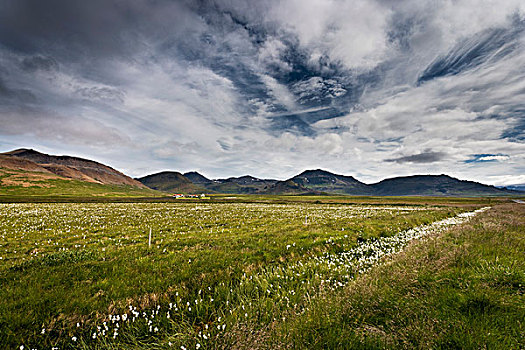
left=0, top=0, right=524, bottom=185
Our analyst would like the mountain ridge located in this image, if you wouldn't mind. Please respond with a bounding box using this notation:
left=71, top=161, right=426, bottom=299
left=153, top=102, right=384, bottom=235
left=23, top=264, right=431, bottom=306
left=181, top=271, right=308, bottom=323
left=370, top=174, right=513, bottom=196
left=1, top=148, right=521, bottom=196
left=167, top=169, right=519, bottom=196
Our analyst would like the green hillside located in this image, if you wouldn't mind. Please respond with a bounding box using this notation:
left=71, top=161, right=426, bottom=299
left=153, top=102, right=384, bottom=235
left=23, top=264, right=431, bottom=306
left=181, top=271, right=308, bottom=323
left=0, top=167, right=163, bottom=198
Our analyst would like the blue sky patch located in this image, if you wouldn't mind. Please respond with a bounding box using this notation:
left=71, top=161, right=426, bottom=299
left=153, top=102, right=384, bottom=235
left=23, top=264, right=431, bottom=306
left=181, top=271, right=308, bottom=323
left=465, top=154, right=511, bottom=163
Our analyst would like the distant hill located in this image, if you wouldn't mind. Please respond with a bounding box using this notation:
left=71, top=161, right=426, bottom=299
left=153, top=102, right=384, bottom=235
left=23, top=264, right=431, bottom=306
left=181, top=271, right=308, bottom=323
left=0, top=151, right=161, bottom=198
left=150, top=172, right=307, bottom=195
left=290, top=169, right=371, bottom=195
left=137, top=171, right=207, bottom=194
left=205, top=182, right=256, bottom=194
left=179, top=173, right=278, bottom=194
left=370, top=174, right=514, bottom=196
left=223, top=175, right=277, bottom=186
left=500, top=184, right=525, bottom=192
left=263, top=179, right=320, bottom=195
left=183, top=172, right=212, bottom=185
left=139, top=168, right=519, bottom=196
left=287, top=171, right=517, bottom=196
left=209, top=176, right=278, bottom=194
left=2, top=148, right=145, bottom=188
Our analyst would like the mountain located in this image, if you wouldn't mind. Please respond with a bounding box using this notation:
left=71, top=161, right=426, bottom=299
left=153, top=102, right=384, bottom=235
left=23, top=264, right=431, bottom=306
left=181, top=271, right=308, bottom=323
left=140, top=169, right=314, bottom=194
left=150, top=171, right=309, bottom=195
left=290, top=169, right=371, bottom=195
left=140, top=167, right=519, bottom=196
left=137, top=171, right=207, bottom=194
left=263, top=179, right=320, bottom=195
left=183, top=171, right=213, bottom=185
left=210, top=175, right=278, bottom=194
left=0, top=150, right=161, bottom=197
left=180, top=174, right=279, bottom=194
left=370, top=174, right=514, bottom=196
left=499, top=184, right=525, bottom=192
left=2, top=148, right=145, bottom=188
left=203, top=180, right=262, bottom=194
left=221, top=175, right=277, bottom=186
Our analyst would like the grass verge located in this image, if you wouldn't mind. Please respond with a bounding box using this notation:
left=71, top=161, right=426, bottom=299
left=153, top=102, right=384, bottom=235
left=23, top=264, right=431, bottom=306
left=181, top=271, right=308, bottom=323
left=276, top=203, right=524, bottom=349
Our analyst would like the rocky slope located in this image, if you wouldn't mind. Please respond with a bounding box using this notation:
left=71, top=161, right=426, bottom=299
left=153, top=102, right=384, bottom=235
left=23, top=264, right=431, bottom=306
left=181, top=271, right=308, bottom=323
left=1, top=149, right=147, bottom=188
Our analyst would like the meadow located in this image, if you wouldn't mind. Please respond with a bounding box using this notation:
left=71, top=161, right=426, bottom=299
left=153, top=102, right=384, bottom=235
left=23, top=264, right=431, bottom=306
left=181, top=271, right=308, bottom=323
left=0, top=199, right=522, bottom=349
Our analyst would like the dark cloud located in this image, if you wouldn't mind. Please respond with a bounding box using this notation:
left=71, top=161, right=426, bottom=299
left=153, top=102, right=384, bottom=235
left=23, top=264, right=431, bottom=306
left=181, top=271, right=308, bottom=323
left=217, top=139, right=232, bottom=151
left=0, top=0, right=124, bottom=55
left=0, top=78, right=10, bottom=96
left=0, top=0, right=196, bottom=60
left=385, top=151, right=447, bottom=163
left=269, top=115, right=316, bottom=137
left=268, top=107, right=347, bottom=136
left=0, top=77, right=37, bottom=103
left=75, top=86, right=125, bottom=104
left=0, top=105, right=131, bottom=147
left=20, top=55, right=58, bottom=72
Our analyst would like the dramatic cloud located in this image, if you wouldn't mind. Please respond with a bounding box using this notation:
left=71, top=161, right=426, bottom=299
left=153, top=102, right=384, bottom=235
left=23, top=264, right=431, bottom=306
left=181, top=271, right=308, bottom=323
left=0, top=0, right=524, bottom=185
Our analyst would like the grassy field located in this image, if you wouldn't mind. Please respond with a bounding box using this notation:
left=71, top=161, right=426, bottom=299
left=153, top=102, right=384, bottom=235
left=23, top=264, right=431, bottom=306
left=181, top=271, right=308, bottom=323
left=0, top=198, right=522, bottom=349
left=0, top=192, right=506, bottom=206
left=209, top=194, right=503, bottom=207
